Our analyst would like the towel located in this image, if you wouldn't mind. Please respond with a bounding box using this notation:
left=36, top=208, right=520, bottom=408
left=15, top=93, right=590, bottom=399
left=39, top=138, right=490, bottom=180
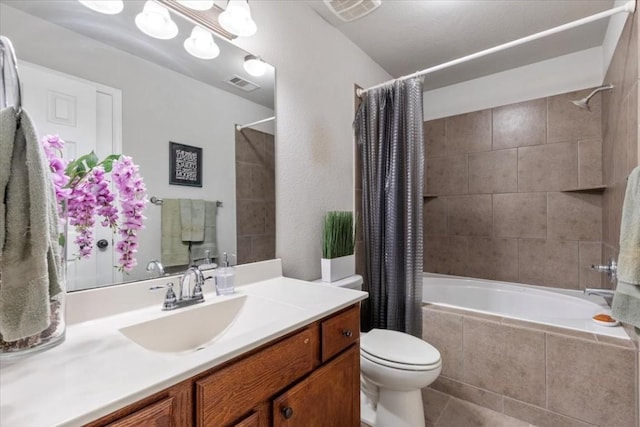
left=161, top=199, right=189, bottom=267
left=0, top=108, right=63, bottom=342
left=180, top=199, right=205, bottom=242
left=612, top=166, right=640, bottom=328
left=190, top=201, right=218, bottom=262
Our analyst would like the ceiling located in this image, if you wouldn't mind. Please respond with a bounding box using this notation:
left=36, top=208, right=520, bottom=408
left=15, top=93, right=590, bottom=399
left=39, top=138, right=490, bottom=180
left=308, top=0, right=615, bottom=90
left=3, top=0, right=275, bottom=108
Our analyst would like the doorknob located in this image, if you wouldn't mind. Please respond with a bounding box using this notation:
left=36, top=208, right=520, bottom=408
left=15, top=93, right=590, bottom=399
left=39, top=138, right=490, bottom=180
left=96, top=239, right=109, bottom=249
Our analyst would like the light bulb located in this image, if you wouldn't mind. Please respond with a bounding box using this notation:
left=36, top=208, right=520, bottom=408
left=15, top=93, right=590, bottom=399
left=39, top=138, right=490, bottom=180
left=184, top=26, right=220, bottom=60
left=219, top=0, right=257, bottom=37
left=135, top=1, right=179, bottom=40
left=176, top=0, right=214, bottom=10
left=78, top=0, right=124, bottom=14
left=243, top=55, right=266, bottom=77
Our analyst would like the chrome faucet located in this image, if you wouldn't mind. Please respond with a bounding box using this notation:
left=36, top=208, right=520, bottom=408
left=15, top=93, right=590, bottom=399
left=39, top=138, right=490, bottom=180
left=146, top=260, right=165, bottom=278
left=584, top=288, right=615, bottom=307
left=591, top=258, right=617, bottom=283
left=150, top=267, right=212, bottom=311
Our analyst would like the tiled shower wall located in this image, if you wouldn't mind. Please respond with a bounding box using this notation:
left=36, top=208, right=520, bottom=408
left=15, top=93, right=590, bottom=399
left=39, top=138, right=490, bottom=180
left=423, top=89, right=605, bottom=290
left=235, top=128, right=276, bottom=264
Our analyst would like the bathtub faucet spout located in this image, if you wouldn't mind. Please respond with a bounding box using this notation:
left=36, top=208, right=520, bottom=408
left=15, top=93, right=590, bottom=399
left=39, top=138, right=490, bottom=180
left=584, top=288, right=615, bottom=307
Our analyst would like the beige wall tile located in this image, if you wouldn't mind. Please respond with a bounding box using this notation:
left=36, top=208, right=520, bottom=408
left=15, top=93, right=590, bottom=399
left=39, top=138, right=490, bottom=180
left=548, top=89, right=602, bottom=144
left=236, top=236, right=252, bottom=265
left=468, top=149, right=517, bottom=194
left=430, top=377, right=502, bottom=412
left=426, top=153, right=468, bottom=195
left=463, top=318, right=546, bottom=407
left=447, top=195, right=492, bottom=236
left=579, top=242, right=603, bottom=290
left=235, top=161, right=252, bottom=200
left=435, top=398, right=530, bottom=427
left=546, top=334, right=636, bottom=426
left=235, top=128, right=266, bottom=163
left=424, top=197, right=447, bottom=236
left=518, top=239, right=579, bottom=288
left=467, top=237, right=518, bottom=281
left=503, top=398, right=597, bottom=427
left=446, top=110, right=492, bottom=153
left=424, top=118, right=447, bottom=158
left=421, top=387, right=450, bottom=426
left=493, top=193, right=546, bottom=238
left=578, top=139, right=603, bottom=188
left=548, top=192, right=602, bottom=240
left=493, top=98, right=546, bottom=149
left=236, top=199, right=266, bottom=236
left=423, top=308, right=463, bottom=380
left=518, top=142, right=578, bottom=192
left=424, top=236, right=468, bottom=276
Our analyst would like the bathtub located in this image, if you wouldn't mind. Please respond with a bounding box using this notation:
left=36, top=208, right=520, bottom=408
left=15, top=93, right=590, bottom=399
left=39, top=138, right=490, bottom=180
left=422, top=274, right=629, bottom=340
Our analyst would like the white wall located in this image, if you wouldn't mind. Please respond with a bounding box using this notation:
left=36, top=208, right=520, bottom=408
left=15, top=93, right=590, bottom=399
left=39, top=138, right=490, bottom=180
left=230, top=2, right=391, bottom=280
left=1, top=5, right=273, bottom=281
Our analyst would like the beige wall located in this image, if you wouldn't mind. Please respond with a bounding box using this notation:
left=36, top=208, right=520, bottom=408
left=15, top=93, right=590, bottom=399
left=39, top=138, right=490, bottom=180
left=423, top=90, right=605, bottom=290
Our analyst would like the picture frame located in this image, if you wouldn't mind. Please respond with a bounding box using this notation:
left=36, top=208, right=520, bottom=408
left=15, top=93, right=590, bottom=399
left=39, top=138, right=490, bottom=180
left=169, top=141, right=202, bottom=187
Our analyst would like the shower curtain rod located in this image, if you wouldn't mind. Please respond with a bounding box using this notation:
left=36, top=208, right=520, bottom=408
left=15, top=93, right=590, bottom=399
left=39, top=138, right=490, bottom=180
left=236, top=116, right=275, bottom=131
left=357, top=0, right=636, bottom=97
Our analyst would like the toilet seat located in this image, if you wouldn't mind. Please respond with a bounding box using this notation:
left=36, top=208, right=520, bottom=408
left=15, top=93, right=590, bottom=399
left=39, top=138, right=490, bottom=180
left=360, top=329, right=441, bottom=371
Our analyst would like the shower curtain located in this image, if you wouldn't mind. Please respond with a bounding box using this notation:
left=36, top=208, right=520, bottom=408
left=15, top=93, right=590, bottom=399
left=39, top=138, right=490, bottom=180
left=354, top=77, right=424, bottom=337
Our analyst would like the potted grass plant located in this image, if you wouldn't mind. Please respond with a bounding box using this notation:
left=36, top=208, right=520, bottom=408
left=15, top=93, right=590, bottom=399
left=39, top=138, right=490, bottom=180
left=321, top=211, right=356, bottom=282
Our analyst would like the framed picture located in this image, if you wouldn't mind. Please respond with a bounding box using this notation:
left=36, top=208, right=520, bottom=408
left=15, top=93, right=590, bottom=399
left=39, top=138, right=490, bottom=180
left=169, top=142, right=202, bottom=187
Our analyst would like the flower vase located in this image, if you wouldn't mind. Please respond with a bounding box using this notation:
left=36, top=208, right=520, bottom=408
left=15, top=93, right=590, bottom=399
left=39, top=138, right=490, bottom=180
left=321, top=254, right=355, bottom=283
left=0, top=209, right=67, bottom=359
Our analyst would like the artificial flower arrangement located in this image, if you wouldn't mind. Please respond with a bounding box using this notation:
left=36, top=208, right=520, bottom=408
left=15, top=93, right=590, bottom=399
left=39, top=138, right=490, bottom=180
left=41, top=135, right=147, bottom=272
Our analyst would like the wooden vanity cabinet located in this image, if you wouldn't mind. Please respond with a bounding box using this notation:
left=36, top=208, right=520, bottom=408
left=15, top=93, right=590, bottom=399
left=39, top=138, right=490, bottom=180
left=85, top=304, right=360, bottom=427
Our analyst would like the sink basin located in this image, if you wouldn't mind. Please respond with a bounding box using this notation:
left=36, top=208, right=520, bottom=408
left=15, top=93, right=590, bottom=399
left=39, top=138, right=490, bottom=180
left=119, top=295, right=248, bottom=353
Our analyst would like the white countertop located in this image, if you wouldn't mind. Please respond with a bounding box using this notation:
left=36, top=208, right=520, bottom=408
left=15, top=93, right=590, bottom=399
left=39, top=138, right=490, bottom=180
left=0, top=275, right=367, bottom=427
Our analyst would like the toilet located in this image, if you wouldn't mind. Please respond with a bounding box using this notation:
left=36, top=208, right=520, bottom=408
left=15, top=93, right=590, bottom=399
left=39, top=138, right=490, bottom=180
left=315, top=275, right=442, bottom=427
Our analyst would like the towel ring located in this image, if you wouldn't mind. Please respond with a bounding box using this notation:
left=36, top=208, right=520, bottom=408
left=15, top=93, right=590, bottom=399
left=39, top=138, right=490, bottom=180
left=0, top=36, right=22, bottom=117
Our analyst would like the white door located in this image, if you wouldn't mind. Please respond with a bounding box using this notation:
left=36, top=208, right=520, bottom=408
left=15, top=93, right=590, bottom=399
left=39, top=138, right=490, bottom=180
left=20, top=62, right=122, bottom=291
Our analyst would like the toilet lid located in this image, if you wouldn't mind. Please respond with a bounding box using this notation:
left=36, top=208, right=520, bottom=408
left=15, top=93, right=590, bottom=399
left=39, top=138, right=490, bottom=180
left=360, top=329, right=441, bottom=368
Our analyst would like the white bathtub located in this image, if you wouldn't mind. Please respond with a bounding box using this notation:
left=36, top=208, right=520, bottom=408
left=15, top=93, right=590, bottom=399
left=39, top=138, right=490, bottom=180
left=422, top=274, right=629, bottom=340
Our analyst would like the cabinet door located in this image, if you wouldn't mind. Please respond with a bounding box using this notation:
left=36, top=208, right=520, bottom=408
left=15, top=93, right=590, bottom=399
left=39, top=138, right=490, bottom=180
left=105, top=397, right=173, bottom=427
left=273, top=345, right=359, bottom=427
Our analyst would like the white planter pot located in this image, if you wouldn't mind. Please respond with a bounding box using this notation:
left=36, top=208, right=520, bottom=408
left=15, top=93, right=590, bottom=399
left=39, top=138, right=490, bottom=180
left=321, top=254, right=355, bottom=283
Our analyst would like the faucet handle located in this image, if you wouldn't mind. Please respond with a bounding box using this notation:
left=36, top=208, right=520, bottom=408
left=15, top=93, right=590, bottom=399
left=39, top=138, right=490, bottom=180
left=591, top=258, right=617, bottom=283
left=150, top=282, right=178, bottom=310
left=192, top=276, right=214, bottom=299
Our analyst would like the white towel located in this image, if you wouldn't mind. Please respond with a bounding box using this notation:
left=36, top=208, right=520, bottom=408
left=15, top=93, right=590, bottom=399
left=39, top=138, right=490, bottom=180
left=612, top=166, right=640, bottom=328
left=0, top=108, right=63, bottom=341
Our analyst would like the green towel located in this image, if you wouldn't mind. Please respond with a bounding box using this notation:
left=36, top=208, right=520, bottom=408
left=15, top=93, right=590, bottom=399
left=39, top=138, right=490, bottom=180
left=161, top=199, right=189, bottom=267
left=180, top=199, right=205, bottom=242
left=0, top=108, right=62, bottom=342
left=612, top=166, right=640, bottom=328
left=190, top=201, right=217, bottom=262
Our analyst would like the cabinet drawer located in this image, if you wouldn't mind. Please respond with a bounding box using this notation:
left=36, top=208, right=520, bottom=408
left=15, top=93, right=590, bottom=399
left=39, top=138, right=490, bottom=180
left=321, top=305, right=359, bottom=361
left=106, top=397, right=173, bottom=427
left=196, top=327, right=317, bottom=427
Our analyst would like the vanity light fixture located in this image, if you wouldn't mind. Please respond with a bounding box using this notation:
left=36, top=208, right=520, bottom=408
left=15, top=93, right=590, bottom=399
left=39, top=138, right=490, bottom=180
left=78, top=0, right=124, bottom=15
left=243, top=55, right=266, bottom=77
left=218, top=0, right=257, bottom=37
left=135, top=1, right=179, bottom=40
left=184, top=26, right=220, bottom=59
left=176, top=0, right=215, bottom=11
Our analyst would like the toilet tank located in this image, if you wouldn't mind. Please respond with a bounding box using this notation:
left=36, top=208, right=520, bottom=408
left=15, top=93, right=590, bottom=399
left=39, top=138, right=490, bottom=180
left=314, top=275, right=363, bottom=291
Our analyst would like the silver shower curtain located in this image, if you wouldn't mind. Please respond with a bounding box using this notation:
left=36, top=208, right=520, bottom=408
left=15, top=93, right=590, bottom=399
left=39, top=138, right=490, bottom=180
left=354, top=78, right=424, bottom=337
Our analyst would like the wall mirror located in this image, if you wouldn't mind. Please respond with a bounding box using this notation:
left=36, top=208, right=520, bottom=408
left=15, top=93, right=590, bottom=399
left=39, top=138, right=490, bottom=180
left=1, top=0, right=276, bottom=291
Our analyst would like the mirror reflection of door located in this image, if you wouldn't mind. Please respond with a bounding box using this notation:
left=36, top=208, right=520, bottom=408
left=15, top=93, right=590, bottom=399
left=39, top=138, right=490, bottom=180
left=20, top=62, right=123, bottom=291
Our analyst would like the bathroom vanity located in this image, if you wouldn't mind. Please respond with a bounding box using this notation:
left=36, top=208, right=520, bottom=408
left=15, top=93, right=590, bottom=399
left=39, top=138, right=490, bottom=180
left=0, top=260, right=367, bottom=426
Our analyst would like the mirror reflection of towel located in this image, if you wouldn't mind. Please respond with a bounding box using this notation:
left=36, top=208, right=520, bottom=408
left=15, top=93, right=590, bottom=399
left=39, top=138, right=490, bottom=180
left=180, top=199, right=205, bottom=242
left=190, top=201, right=217, bottom=262
left=161, top=199, right=189, bottom=267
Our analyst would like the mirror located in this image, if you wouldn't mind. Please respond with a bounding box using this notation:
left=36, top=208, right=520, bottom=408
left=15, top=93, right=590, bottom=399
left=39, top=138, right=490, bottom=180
left=0, top=0, right=276, bottom=291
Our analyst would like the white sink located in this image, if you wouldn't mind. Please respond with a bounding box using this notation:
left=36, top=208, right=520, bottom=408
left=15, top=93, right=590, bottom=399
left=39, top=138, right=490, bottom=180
left=119, top=295, right=249, bottom=353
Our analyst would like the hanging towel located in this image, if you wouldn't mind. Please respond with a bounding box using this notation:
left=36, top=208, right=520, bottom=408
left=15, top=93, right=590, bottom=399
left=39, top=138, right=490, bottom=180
left=0, top=108, right=63, bottom=342
left=612, top=166, right=640, bottom=328
left=180, top=199, right=205, bottom=242
left=161, top=199, right=189, bottom=267
left=190, top=201, right=218, bottom=262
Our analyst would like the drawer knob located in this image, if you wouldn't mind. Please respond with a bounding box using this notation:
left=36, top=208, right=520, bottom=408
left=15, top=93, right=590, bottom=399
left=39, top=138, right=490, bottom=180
left=281, top=406, right=294, bottom=419
left=342, top=329, right=353, bottom=338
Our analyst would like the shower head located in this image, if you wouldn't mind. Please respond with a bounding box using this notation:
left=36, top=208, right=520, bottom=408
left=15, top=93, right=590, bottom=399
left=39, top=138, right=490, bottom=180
left=570, top=84, right=614, bottom=111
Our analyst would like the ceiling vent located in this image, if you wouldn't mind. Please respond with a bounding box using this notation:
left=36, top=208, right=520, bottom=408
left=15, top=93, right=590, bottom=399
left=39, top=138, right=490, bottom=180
left=323, top=0, right=382, bottom=22
left=225, top=75, right=261, bottom=92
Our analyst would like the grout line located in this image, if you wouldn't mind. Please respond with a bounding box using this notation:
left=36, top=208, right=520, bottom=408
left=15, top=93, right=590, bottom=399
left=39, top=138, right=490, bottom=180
left=433, top=397, right=452, bottom=427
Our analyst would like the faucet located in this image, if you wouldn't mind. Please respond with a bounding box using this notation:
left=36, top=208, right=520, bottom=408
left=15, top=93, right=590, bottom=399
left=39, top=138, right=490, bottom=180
left=584, top=288, right=615, bottom=307
left=146, top=260, right=165, bottom=278
left=150, top=266, right=212, bottom=311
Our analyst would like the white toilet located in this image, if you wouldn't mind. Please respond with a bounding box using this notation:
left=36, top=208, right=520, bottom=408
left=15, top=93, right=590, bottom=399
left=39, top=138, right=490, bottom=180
left=316, top=275, right=442, bottom=427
